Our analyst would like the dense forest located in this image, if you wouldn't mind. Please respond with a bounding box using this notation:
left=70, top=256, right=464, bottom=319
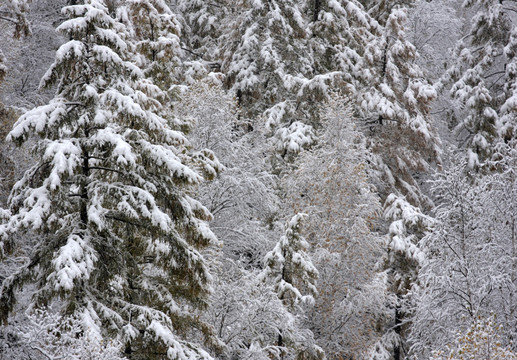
left=1, top=0, right=517, bottom=359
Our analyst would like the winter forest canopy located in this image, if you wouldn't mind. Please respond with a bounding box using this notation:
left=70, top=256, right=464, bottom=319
left=1, top=0, right=517, bottom=359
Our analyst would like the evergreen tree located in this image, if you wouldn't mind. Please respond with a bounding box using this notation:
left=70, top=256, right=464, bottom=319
left=306, top=0, right=377, bottom=92
left=306, top=1, right=440, bottom=208
left=0, top=1, right=217, bottom=358
left=220, top=0, right=310, bottom=116
left=177, top=0, right=230, bottom=60
left=260, top=213, right=323, bottom=359
left=351, top=4, right=441, bottom=358
left=118, top=0, right=183, bottom=91
left=262, top=213, right=318, bottom=310
left=360, top=5, right=439, bottom=208
left=216, top=0, right=340, bottom=162
left=442, top=0, right=517, bottom=166
left=376, top=193, right=433, bottom=359
left=361, top=0, right=413, bottom=26
left=500, top=26, right=517, bottom=144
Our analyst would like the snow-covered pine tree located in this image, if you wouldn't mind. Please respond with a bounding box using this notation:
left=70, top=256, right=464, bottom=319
left=260, top=213, right=323, bottom=359
left=442, top=0, right=517, bottom=167
left=218, top=0, right=342, bottom=162
left=307, top=0, right=377, bottom=91
left=353, top=4, right=441, bottom=358
left=360, top=5, right=439, bottom=209
left=117, top=0, right=182, bottom=92
left=0, top=1, right=218, bottom=358
left=360, top=0, right=413, bottom=27
left=177, top=0, right=230, bottom=62
left=220, top=0, right=310, bottom=116
left=374, top=193, right=433, bottom=359
left=262, top=213, right=318, bottom=310
left=500, top=25, right=517, bottom=145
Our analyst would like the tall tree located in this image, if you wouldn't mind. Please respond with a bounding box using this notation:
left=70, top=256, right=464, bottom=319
left=360, top=5, right=439, bottom=208
left=260, top=213, right=323, bottom=359
left=360, top=0, right=413, bottom=26
left=306, top=0, right=377, bottom=91
left=177, top=0, right=230, bottom=60
left=261, top=213, right=318, bottom=311
left=284, top=96, right=389, bottom=359
left=377, top=193, right=433, bottom=359
left=0, top=1, right=217, bottom=358
left=441, top=0, right=517, bottom=166
left=219, top=0, right=310, bottom=115
left=215, top=0, right=344, bottom=164
left=410, top=149, right=517, bottom=358
left=118, top=0, right=183, bottom=91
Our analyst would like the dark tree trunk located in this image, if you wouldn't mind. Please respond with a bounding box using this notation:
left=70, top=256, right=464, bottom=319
left=313, top=0, right=321, bottom=22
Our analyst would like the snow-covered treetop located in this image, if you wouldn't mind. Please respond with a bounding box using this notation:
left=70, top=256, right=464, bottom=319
left=261, top=213, right=319, bottom=310
left=441, top=0, right=517, bottom=165
left=0, top=1, right=219, bottom=357
left=308, top=0, right=378, bottom=85
left=384, top=193, right=433, bottom=269
left=118, top=0, right=183, bottom=88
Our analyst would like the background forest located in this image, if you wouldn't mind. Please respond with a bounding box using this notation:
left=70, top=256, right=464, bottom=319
left=0, top=0, right=517, bottom=359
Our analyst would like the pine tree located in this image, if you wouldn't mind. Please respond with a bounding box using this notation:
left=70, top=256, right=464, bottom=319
left=307, top=0, right=377, bottom=88
left=442, top=0, right=517, bottom=166
left=360, top=5, right=439, bottom=208
left=353, top=4, right=441, bottom=358
left=361, top=0, right=413, bottom=26
left=220, top=0, right=310, bottom=116
left=262, top=213, right=318, bottom=310
left=177, top=0, right=230, bottom=60
left=0, top=1, right=217, bottom=358
left=260, top=213, right=323, bottom=359
left=118, top=0, right=183, bottom=91
left=377, top=193, right=433, bottom=359
left=499, top=26, right=517, bottom=144
left=217, top=0, right=340, bottom=161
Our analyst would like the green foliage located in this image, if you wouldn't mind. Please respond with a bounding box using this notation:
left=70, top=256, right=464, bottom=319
left=0, top=1, right=218, bottom=358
